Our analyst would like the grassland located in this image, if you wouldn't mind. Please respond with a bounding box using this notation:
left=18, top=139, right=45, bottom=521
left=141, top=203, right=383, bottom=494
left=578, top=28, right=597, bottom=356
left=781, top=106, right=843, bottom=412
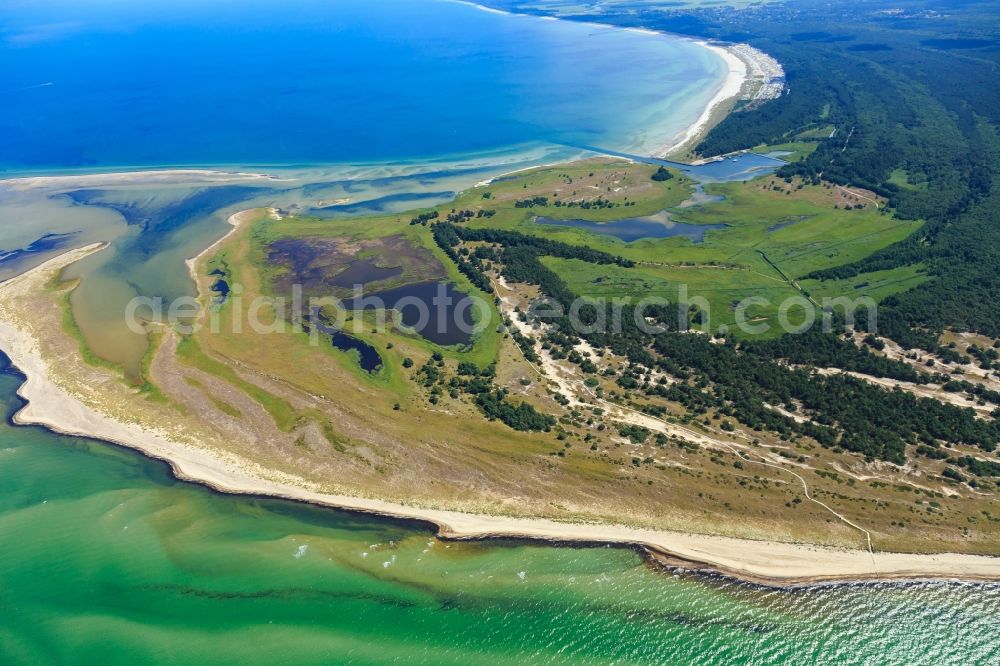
left=174, top=158, right=928, bottom=448
left=248, top=202, right=504, bottom=369
left=800, top=264, right=930, bottom=306
left=429, top=163, right=921, bottom=336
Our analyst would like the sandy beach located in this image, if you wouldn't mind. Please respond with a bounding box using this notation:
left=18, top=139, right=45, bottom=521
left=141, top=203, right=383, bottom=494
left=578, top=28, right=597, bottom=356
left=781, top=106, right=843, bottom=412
left=1, top=243, right=999, bottom=586
left=656, top=41, right=748, bottom=158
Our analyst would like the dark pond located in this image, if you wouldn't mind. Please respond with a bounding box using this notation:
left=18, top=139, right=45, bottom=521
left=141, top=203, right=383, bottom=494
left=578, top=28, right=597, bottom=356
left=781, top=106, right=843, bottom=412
left=329, top=258, right=403, bottom=288
left=767, top=215, right=811, bottom=232
left=535, top=211, right=725, bottom=243
left=207, top=268, right=230, bottom=303
left=210, top=279, right=230, bottom=303
left=344, top=281, right=478, bottom=346
left=308, top=311, right=383, bottom=373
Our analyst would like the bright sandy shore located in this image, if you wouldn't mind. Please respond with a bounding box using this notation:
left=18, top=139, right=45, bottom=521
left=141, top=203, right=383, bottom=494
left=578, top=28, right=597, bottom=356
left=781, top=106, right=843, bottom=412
left=657, top=41, right=748, bottom=157
left=455, top=0, right=750, bottom=159
left=2, top=243, right=1000, bottom=586
left=0, top=29, right=980, bottom=585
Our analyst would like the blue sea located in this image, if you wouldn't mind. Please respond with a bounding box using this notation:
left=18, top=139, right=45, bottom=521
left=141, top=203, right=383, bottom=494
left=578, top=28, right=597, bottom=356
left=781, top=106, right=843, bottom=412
left=1, top=0, right=724, bottom=172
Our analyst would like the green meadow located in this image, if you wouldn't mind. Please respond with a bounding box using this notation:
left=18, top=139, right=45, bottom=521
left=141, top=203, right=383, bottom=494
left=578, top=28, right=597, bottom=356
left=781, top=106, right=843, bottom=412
left=418, top=161, right=925, bottom=337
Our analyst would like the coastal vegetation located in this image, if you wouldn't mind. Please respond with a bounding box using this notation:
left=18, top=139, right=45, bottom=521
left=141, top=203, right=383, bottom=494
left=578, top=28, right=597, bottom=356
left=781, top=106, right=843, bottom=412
left=432, top=211, right=997, bottom=466
left=14, top=154, right=996, bottom=557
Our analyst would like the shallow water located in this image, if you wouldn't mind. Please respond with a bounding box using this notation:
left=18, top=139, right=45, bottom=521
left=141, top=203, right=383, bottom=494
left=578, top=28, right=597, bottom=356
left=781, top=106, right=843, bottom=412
left=7, top=156, right=559, bottom=378
left=0, top=0, right=728, bottom=374
left=328, top=258, right=405, bottom=289
left=1, top=355, right=997, bottom=665
left=0, top=232, right=79, bottom=267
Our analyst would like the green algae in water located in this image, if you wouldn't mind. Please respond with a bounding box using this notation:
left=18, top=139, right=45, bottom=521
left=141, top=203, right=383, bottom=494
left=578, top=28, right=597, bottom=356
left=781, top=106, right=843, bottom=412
left=0, top=358, right=997, bottom=665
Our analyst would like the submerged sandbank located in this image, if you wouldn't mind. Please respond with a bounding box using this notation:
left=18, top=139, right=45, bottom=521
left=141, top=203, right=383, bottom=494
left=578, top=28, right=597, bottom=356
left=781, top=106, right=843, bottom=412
left=2, top=169, right=283, bottom=191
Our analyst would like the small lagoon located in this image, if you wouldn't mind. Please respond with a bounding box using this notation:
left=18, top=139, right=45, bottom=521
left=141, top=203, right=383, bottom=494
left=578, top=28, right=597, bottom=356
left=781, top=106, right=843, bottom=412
left=536, top=210, right=726, bottom=243
left=581, top=149, right=787, bottom=183
left=665, top=153, right=788, bottom=183
left=309, top=311, right=383, bottom=373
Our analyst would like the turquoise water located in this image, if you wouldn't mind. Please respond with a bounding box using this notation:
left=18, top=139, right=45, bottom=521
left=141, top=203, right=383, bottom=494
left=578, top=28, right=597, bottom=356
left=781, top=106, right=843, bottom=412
left=1, top=356, right=998, bottom=664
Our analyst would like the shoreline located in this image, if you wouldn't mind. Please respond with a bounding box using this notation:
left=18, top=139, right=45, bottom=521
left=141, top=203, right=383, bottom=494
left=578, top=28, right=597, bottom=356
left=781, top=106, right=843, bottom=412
left=454, top=0, right=753, bottom=160
left=0, top=22, right=755, bottom=187
left=655, top=40, right=748, bottom=158
left=1, top=241, right=1000, bottom=588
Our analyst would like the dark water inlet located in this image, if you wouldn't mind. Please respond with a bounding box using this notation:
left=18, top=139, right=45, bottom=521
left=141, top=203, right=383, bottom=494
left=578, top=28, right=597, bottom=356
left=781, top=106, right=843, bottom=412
left=575, top=147, right=786, bottom=183
left=667, top=153, right=787, bottom=182
left=0, top=232, right=79, bottom=266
